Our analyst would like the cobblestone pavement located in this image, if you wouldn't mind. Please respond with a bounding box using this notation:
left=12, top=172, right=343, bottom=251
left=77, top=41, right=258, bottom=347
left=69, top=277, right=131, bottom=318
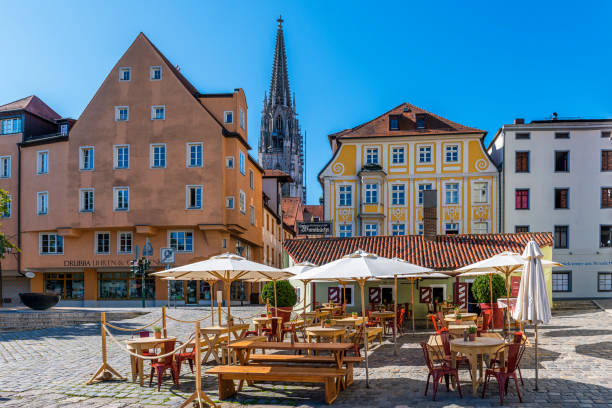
left=1, top=305, right=611, bottom=407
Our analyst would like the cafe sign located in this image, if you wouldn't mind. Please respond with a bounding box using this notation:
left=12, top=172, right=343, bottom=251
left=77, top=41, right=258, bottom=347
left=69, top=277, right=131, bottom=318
left=63, top=259, right=164, bottom=267
left=297, top=222, right=332, bottom=235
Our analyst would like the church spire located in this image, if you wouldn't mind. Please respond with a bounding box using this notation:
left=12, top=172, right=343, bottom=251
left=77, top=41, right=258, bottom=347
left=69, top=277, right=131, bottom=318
left=269, top=15, right=291, bottom=107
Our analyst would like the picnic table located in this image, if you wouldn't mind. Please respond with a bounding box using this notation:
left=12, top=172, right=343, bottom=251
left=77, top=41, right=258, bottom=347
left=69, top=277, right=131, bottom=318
left=126, top=336, right=176, bottom=386
left=450, top=336, right=505, bottom=396
left=200, top=324, right=249, bottom=364
left=306, top=326, right=347, bottom=343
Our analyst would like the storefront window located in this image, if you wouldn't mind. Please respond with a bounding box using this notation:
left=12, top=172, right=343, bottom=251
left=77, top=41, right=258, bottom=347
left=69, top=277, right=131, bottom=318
left=200, top=281, right=211, bottom=300
left=45, top=273, right=84, bottom=299
left=170, top=280, right=184, bottom=300
left=98, top=272, right=155, bottom=299
left=230, top=281, right=246, bottom=301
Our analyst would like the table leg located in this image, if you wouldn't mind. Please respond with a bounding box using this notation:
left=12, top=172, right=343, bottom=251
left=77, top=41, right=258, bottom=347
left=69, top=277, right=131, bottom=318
left=469, top=353, right=478, bottom=396
left=129, top=354, right=137, bottom=382
left=202, top=333, right=221, bottom=364
left=138, top=356, right=144, bottom=387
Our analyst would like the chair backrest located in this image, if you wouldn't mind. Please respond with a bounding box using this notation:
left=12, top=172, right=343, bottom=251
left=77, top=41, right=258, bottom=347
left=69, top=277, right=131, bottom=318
left=155, top=339, right=177, bottom=364
left=482, top=309, right=492, bottom=331
left=439, top=330, right=452, bottom=356
left=513, top=331, right=524, bottom=344
left=505, top=343, right=523, bottom=373
left=435, top=312, right=446, bottom=327
left=398, top=307, right=405, bottom=322
left=477, top=316, right=484, bottom=330
left=420, top=342, right=435, bottom=371
left=430, top=314, right=440, bottom=333
left=270, top=318, right=279, bottom=333
left=352, top=324, right=365, bottom=349
left=139, top=331, right=150, bottom=338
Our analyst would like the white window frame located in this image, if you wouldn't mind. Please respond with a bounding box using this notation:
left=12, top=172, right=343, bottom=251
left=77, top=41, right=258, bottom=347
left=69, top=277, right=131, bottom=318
left=118, top=67, right=131, bottom=82
left=390, top=183, right=406, bottom=206
left=472, top=221, right=489, bottom=234
left=333, top=284, right=355, bottom=306
left=60, top=123, right=68, bottom=135
left=37, top=150, right=49, bottom=174
left=429, top=284, right=447, bottom=302
left=186, top=185, right=203, bottom=210
left=365, top=183, right=378, bottom=204
left=150, top=144, right=167, bottom=168
left=226, top=196, right=235, bottom=209
left=2, top=194, right=11, bottom=218
left=113, top=187, right=130, bottom=211
left=186, top=142, right=203, bottom=168
left=225, top=156, right=235, bottom=169
left=79, top=146, right=94, bottom=171
left=338, top=184, right=353, bottom=207
left=239, top=190, right=246, bottom=214
left=418, top=145, right=433, bottom=163
left=150, top=65, right=162, bottom=81
left=444, top=222, right=460, bottom=234
left=36, top=191, right=48, bottom=215
left=445, top=182, right=460, bottom=205
left=114, top=106, right=129, bottom=122
left=472, top=181, right=489, bottom=204
left=239, top=107, right=245, bottom=129
left=94, top=231, right=111, bottom=255
left=250, top=205, right=255, bottom=225
left=117, top=231, right=133, bottom=254
left=417, top=183, right=433, bottom=206
left=224, top=111, right=234, bottom=124
left=0, top=156, right=11, bottom=178
left=391, top=223, right=405, bottom=236
left=113, top=144, right=130, bottom=169
left=1, top=118, right=21, bottom=134
left=249, top=170, right=254, bottom=190
left=364, top=223, right=378, bottom=237
left=338, top=224, right=352, bottom=237
left=79, top=188, right=95, bottom=213
left=239, top=151, right=246, bottom=175
left=39, top=233, right=63, bottom=255
left=151, top=105, right=165, bottom=120
left=416, top=222, right=424, bottom=235
left=391, top=146, right=405, bottom=165
left=168, top=230, right=194, bottom=253
left=444, top=144, right=460, bottom=163
left=365, top=147, right=379, bottom=165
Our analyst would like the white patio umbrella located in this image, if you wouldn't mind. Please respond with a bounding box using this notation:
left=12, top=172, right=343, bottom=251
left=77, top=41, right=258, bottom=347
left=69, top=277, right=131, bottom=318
left=285, top=262, right=318, bottom=326
left=397, top=272, right=450, bottom=333
left=512, top=241, right=553, bottom=391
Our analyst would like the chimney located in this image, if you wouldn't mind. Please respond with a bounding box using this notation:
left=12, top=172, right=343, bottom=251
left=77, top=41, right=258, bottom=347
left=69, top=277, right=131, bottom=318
left=423, top=190, right=438, bottom=241
left=552, top=112, right=558, bottom=120
left=514, top=118, right=525, bottom=125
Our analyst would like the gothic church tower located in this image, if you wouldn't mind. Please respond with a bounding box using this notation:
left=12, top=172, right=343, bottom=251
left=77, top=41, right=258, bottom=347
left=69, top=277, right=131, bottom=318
left=258, top=17, right=305, bottom=202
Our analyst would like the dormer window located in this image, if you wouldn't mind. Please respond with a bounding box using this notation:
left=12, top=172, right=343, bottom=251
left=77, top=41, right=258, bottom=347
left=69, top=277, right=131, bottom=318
left=389, top=116, right=400, bottom=130
left=415, top=114, right=427, bottom=129
left=60, top=124, right=68, bottom=135
left=118, top=67, right=131, bottom=82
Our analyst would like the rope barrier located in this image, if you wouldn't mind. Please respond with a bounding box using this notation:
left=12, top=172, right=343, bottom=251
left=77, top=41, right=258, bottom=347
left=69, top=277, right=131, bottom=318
left=104, top=316, right=163, bottom=332
left=165, top=312, right=213, bottom=324
left=103, top=325, right=195, bottom=360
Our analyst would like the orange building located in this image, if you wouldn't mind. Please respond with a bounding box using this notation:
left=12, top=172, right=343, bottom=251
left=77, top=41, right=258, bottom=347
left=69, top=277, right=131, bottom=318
left=0, top=33, right=265, bottom=306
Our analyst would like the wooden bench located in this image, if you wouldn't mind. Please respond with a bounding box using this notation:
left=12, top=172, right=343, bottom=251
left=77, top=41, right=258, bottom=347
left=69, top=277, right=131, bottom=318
left=206, top=365, right=346, bottom=404
left=366, top=327, right=383, bottom=345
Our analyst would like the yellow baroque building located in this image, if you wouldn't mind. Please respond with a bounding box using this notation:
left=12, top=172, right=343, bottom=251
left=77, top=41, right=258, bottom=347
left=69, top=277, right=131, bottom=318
left=319, top=102, right=498, bottom=237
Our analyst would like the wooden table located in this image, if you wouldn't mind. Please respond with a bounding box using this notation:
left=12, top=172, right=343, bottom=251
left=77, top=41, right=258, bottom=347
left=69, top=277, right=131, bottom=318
left=371, top=311, right=395, bottom=334
left=445, top=312, right=478, bottom=323
left=201, top=324, right=249, bottom=364
left=447, top=323, right=477, bottom=338
left=450, top=336, right=505, bottom=396
left=126, top=336, right=176, bottom=386
left=252, top=317, right=283, bottom=339
left=321, top=305, right=342, bottom=315
left=333, top=317, right=365, bottom=328
left=306, top=326, right=347, bottom=344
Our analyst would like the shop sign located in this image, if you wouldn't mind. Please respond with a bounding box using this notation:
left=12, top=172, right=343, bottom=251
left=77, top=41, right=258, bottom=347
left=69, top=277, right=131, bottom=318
left=63, top=259, right=164, bottom=267
left=297, top=222, right=331, bottom=235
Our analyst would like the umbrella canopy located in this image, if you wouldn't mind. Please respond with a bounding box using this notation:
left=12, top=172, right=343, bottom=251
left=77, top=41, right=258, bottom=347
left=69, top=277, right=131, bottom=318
left=283, top=262, right=317, bottom=275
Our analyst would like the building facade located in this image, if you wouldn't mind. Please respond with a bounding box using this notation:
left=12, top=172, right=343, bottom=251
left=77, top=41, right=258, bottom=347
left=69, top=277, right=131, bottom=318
left=0, top=33, right=265, bottom=306
left=258, top=17, right=305, bottom=202
left=488, top=118, right=612, bottom=299
left=262, top=169, right=295, bottom=269
left=319, top=103, right=499, bottom=237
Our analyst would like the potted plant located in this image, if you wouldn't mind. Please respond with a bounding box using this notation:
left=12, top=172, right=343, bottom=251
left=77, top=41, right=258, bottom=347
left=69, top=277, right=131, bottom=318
left=453, top=306, right=460, bottom=315
left=153, top=326, right=162, bottom=339
left=455, top=313, right=462, bottom=324
left=323, top=318, right=332, bottom=328
left=351, top=312, right=358, bottom=319
left=471, top=274, right=507, bottom=329
left=261, top=281, right=297, bottom=323
left=468, top=326, right=477, bottom=341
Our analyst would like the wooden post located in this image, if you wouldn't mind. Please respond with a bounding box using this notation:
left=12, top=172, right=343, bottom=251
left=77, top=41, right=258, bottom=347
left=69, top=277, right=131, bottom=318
left=342, top=283, right=347, bottom=314
left=505, top=271, right=511, bottom=336
left=85, top=312, right=125, bottom=384
left=359, top=278, right=369, bottom=388
left=180, top=321, right=217, bottom=408
left=411, top=278, right=416, bottom=333
left=273, top=280, right=278, bottom=317
left=393, top=275, right=398, bottom=355
left=266, top=297, right=270, bottom=315
left=210, top=280, right=215, bottom=326
left=162, top=306, right=167, bottom=338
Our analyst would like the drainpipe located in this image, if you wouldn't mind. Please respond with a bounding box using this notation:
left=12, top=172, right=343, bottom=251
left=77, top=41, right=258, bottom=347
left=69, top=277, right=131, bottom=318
left=16, top=143, right=21, bottom=278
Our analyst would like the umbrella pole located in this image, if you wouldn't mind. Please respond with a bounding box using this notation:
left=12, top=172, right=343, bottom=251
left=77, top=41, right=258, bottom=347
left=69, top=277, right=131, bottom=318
left=225, top=277, right=232, bottom=365
left=210, top=281, right=215, bottom=326
left=505, top=272, right=511, bottom=336
left=273, top=280, right=278, bottom=317
left=302, top=280, right=309, bottom=330
left=343, top=283, right=347, bottom=315
left=534, top=323, right=539, bottom=391
left=411, top=278, right=415, bottom=333
left=393, top=275, right=398, bottom=356
left=359, top=278, right=369, bottom=388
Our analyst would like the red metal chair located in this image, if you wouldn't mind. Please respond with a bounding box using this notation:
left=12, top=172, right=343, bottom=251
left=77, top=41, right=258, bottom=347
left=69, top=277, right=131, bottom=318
left=439, top=331, right=472, bottom=379
left=281, top=321, right=299, bottom=343
left=173, top=338, right=195, bottom=381
left=482, top=342, right=524, bottom=404
left=350, top=324, right=365, bottom=357
left=420, top=342, right=462, bottom=401
left=148, top=339, right=179, bottom=392
left=430, top=315, right=448, bottom=335
left=366, top=310, right=380, bottom=328
left=262, top=318, right=280, bottom=342
left=490, top=332, right=525, bottom=385
left=384, top=307, right=405, bottom=335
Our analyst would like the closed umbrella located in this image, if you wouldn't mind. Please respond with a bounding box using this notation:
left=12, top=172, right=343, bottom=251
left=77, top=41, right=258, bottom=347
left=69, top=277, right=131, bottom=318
left=512, top=241, right=556, bottom=391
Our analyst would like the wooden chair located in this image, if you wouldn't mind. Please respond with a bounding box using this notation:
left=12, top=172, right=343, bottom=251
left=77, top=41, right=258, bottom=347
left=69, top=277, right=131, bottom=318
left=482, top=343, right=524, bottom=404
left=148, top=339, right=179, bottom=391
left=420, top=342, right=462, bottom=401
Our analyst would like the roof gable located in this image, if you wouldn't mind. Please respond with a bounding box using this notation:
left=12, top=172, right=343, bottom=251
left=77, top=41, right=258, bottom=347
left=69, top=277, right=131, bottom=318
left=0, top=95, right=61, bottom=122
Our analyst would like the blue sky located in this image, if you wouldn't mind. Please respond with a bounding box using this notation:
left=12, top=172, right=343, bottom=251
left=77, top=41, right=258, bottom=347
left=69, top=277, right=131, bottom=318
left=1, top=1, right=611, bottom=204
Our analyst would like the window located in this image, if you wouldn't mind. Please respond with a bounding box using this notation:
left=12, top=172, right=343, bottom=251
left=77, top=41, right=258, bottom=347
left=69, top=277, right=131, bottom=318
left=250, top=205, right=255, bottom=225
left=554, top=225, right=569, bottom=249
left=445, top=183, right=459, bottom=204
left=339, top=224, right=352, bottom=237
left=222, top=239, right=227, bottom=249
left=239, top=107, right=245, bottom=129
left=113, top=145, right=129, bottom=169
left=226, top=156, right=234, bottom=169
left=226, top=196, right=234, bottom=209
left=365, top=148, right=379, bottom=165
left=391, top=184, right=405, bottom=205
left=224, top=111, right=233, bottom=123
left=169, top=231, right=193, bottom=252
left=603, top=131, right=611, bottom=139
left=444, top=145, right=459, bottom=163
left=118, top=67, right=131, bottom=81
left=418, top=146, right=432, bottom=163
left=600, top=225, right=612, bottom=248
left=472, top=222, right=488, bottom=234
left=555, top=132, right=570, bottom=139
left=417, top=183, right=433, bottom=205
left=150, top=144, right=166, bottom=168
left=365, top=223, right=378, bottom=237
left=2, top=194, right=11, bottom=218
left=45, top=273, right=83, bottom=300
left=115, top=106, right=129, bottom=121
left=239, top=190, right=246, bottom=213
left=0, top=156, right=10, bottom=178
left=599, top=272, right=612, bottom=292
left=391, top=147, right=405, bottom=164
left=554, top=188, right=569, bottom=209
left=389, top=116, right=399, bottom=130
left=239, top=151, right=245, bottom=174
left=186, top=143, right=202, bottom=167
left=391, top=223, right=405, bottom=236
left=515, top=132, right=530, bottom=140
left=445, top=223, right=459, bottom=235
left=416, top=222, right=423, bottom=235
left=339, top=185, right=352, bottom=206
left=365, top=184, right=378, bottom=204
left=515, top=189, right=529, bottom=209
left=1, top=118, right=21, bottom=134
left=79, top=147, right=94, bottom=170
left=111, top=187, right=129, bottom=211
left=602, top=150, right=612, bottom=171
left=98, top=272, right=154, bottom=300
left=415, top=114, right=426, bottom=129
left=472, top=182, right=488, bottom=204
left=39, top=233, right=63, bottom=254
left=60, top=123, right=68, bottom=135
left=515, top=151, right=529, bottom=172
left=186, top=185, right=202, bottom=209
left=602, top=188, right=612, bottom=208
left=79, top=188, right=94, bottom=212
left=95, top=232, right=111, bottom=254
left=515, top=225, right=530, bottom=233
left=249, top=170, right=254, bottom=190
left=552, top=271, right=571, bottom=292
left=37, top=151, right=48, bottom=174
left=555, top=151, right=569, bottom=172
left=151, top=105, right=165, bottom=120
left=150, top=66, right=162, bottom=80
left=37, top=192, right=48, bottom=215
left=117, top=232, right=132, bottom=254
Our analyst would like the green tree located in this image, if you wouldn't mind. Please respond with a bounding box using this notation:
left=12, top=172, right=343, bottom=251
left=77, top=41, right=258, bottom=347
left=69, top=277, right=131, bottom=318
left=261, top=280, right=297, bottom=308
left=0, top=189, right=19, bottom=307
left=471, top=274, right=506, bottom=304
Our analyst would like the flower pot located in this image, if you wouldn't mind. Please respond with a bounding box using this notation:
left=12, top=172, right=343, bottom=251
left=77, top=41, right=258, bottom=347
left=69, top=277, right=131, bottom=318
left=480, top=303, right=504, bottom=329
left=323, top=324, right=331, bottom=328
left=468, top=333, right=476, bottom=341
left=455, top=319, right=462, bottom=324
left=154, top=332, right=162, bottom=339
left=19, top=292, right=60, bottom=310
left=270, top=306, right=293, bottom=324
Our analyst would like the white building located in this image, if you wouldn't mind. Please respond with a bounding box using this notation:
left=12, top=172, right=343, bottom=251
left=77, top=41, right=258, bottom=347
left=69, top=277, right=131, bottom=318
left=488, top=117, right=612, bottom=299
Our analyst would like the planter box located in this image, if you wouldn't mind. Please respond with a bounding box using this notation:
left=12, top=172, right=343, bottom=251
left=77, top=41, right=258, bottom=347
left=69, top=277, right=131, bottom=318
left=480, top=303, right=504, bottom=329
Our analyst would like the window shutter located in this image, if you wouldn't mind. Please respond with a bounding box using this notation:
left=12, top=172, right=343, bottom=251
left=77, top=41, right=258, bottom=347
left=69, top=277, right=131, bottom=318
left=453, top=282, right=468, bottom=309
left=559, top=189, right=567, bottom=208
left=511, top=276, right=521, bottom=297
left=328, top=287, right=340, bottom=303
left=419, top=287, right=432, bottom=304
left=368, top=287, right=381, bottom=304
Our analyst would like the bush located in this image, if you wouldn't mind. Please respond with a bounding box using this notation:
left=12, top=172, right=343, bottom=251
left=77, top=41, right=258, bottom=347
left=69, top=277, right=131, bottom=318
left=261, top=280, right=297, bottom=308
left=471, top=274, right=506, bottom=304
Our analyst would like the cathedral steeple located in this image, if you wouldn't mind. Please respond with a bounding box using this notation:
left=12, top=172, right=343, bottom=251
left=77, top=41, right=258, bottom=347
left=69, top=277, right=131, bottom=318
left=269, top=15, right=292, bottom=108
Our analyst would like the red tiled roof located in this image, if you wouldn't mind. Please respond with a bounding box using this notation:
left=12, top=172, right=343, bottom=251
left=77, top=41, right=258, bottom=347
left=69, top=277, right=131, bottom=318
left=329, top=102, right=485, bottom=144
left=302, top=205, right=324, bottom=221
left=0, top=95, right=61, bottom=122
left=283, top=233, right=553, bottom=272
left=263, top=169, right=293, bottom=182
left=281, top=197, right=303, bottom=228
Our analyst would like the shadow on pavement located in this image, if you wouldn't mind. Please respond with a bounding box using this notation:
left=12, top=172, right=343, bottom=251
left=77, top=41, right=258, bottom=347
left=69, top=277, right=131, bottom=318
left=575, top=341, right=612, bottom=361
